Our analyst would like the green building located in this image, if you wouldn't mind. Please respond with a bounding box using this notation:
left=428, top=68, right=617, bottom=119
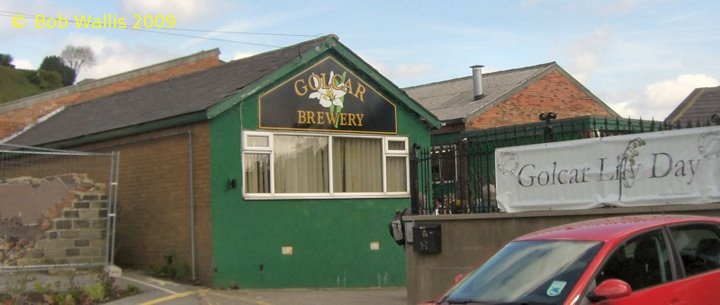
left=9, top=35, right=441, bottom=288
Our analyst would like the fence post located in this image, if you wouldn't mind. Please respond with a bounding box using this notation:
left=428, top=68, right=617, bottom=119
left=456, top=139, right=469, bottom=214
left=410, top=143, right=421, bottom=215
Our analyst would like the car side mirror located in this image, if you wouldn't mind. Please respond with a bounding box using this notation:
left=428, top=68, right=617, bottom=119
left=588, top=279, right=632, bottom=302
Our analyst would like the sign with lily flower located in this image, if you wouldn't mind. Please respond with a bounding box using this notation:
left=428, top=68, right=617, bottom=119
left=259, top=57, right=397, bottom=134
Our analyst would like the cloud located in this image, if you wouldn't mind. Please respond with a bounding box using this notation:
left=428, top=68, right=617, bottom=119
left=230, top=52, right=256, bottom=61
left=64, top=34, right=175, bottom=80
left=369, top=61, right=434, bottom=86
left=393, top=63, right=434, bottom=79
left=120, top=0, right=224, bottom=22
left=610, top=74, right=720, bottom=120
left=598, top=74, right=719, bottom=120
left=11, top=59, right=34, bottom=70
left=357, top=52, right=434, bottom=86
left=645, top=74, right=719, bottom=107
left=603, top=0, right=642, bottom=14
left=566, top=27, right=612, bottom=84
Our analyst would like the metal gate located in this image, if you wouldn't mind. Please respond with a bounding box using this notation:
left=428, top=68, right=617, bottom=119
left=0, top=143, right=118, bottom=271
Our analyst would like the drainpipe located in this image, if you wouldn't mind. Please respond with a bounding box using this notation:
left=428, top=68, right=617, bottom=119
left=187, top=131, right=197, bottom=283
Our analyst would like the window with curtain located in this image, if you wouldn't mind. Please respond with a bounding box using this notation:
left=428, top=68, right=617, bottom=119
left=333, top=137, right=382, bottom=192
left=242, top=132, right=409, bottom=197
left=274, top=135, right=329, bottom=193
left=386, top=138, right=408, bottom=192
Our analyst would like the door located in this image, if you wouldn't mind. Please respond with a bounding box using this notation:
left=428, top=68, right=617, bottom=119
left=667, top=223, right=720, bottom=304
left=580, top=229, right=687, bottom=305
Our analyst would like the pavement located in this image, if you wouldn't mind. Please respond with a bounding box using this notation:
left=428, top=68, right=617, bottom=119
left=110, top=270, right=408, bottom=305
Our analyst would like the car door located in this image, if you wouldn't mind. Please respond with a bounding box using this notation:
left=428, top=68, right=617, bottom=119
left=667, top=223, right=720, bottom=304
left=580, top=229, right=687, bottom=305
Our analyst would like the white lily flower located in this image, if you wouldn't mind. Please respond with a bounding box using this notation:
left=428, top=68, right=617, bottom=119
left=308, top=71, right=346, bottom=108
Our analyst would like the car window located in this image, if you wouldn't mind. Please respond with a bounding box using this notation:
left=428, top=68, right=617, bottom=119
left=595, top=229, right=671, bottom=291
left=669, top=223, right=720, bottom=276
left=444, top=240, right=602, bottom=304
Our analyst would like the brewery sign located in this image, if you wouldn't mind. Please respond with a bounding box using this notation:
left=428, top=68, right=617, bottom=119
left=259, top=57, right=397, bottom=134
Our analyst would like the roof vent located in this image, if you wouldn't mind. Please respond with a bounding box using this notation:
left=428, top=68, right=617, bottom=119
left=471, top=65, right=484, bottom=100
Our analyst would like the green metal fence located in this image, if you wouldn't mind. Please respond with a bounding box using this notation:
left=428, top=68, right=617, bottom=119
left=411, top=115, right=720, bottom=214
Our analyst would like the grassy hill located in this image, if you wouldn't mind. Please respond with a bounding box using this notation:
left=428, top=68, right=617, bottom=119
left=0, top=66, right=63, bottom=105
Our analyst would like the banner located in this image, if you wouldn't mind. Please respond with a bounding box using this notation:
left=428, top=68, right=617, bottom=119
left=495, top=126, right=720, bottom=212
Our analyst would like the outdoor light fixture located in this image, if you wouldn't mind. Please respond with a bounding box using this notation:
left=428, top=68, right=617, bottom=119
left=539, top=112, right=558, bottom=142
left=228, top=178, right=237, bottom=189
left=539, top=112, right=557, bottom=121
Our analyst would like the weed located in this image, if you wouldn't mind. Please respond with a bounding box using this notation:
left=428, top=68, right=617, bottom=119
left=83, top=283, right=105, bottom=302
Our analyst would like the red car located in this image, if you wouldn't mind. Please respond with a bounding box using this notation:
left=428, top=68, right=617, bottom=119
left=423, top=214, right=720, bottom=305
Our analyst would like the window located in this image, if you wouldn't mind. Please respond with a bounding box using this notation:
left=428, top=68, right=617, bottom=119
left=386, top=138, right=408, bottom=192
left=669, top=224, right=720, bottom=276
left=274, top=135, right=329, bottom=193
left=243, top=132, right=409, bottom=197
left=595, top=230, right=671, bottom=291
left=431, top=145, right=456, bottom=183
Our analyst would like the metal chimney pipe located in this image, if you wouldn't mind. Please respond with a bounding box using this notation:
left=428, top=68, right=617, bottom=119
left=471, top=65, right=484, bottom=99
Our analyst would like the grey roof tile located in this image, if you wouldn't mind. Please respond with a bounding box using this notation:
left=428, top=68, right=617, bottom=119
left=404, top=62, right=555, bottom=121
left=9, top=36, right=329, bottom=146
left=666, top=86, right=720, bottom=124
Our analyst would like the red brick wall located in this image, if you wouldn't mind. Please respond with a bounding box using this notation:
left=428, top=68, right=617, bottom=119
left=71, top=123, right=212, bottom=284
left=467, top=70, right=615, bottom=129
left=0, top=55, right=219, bottom=139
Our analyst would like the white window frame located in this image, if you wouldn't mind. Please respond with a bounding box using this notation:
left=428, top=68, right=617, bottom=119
left=243, top=131, right=410, bottom=199
left=384, top=137, right=410, bottom=194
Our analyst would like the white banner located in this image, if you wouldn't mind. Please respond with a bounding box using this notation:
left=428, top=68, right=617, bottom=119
left=495, top=126, right=720, bottom=212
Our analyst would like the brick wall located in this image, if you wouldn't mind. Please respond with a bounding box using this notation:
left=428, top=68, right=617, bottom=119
left=467, top=70, right=615, bottom=129
left=71, top=123, right=212, bottom=284
left=0, top=50, right=220, bottom=140
left=0, top=174, right=108, bottom=267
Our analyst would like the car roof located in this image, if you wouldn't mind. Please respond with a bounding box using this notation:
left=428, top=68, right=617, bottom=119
left=515, top=214, right=720, bottom=242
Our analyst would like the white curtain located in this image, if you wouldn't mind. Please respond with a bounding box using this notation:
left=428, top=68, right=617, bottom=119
left=333, top=137, right=382, bottom=192
left=274, top=135, right=329, bottom=193
left=244, top=153, right=270, bottom=193
left=386, top=156, right=407, bottom=192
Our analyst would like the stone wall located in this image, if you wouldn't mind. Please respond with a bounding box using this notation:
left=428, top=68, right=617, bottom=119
left=0, top=174, right=108, bottom=267
left=403, top=204, right=720, bottom=305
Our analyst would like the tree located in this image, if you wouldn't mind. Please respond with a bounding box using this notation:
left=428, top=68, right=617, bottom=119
left=39, top=55, right=76, bottom=86
left=60, top=45, right=96, bottom=75
left=0, top=54, right=12, bottom=67
left=26, top=69, right=63, bottom=89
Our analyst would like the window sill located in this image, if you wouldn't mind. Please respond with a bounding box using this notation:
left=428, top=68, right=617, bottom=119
left=243, top=192, right=411, bottom=200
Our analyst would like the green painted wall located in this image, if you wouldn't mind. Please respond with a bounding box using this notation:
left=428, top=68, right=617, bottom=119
left=209, top=55, right=432, bottom=288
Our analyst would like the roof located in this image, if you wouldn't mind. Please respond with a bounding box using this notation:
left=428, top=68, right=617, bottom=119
left=8, top=35, right=439, bottom=148
left=404, top=62, right=617, bottom=122
left=515, top=214, right=720, bottom=243
left=404, top=63, right=556, bottom=121
left=8, top=37, right=329, bottom=147
left=0, top=48, right=220, bottom=114
left=666, top=86, right=720, bottom=124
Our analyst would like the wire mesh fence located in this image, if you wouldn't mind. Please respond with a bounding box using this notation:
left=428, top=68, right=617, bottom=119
left=0, top=143, right=118, bottom=271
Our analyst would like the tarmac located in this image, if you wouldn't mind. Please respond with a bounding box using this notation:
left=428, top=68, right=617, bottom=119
left=0, top=268, right=407, bottom=305
left=109, top=270, right=408, bottom=305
